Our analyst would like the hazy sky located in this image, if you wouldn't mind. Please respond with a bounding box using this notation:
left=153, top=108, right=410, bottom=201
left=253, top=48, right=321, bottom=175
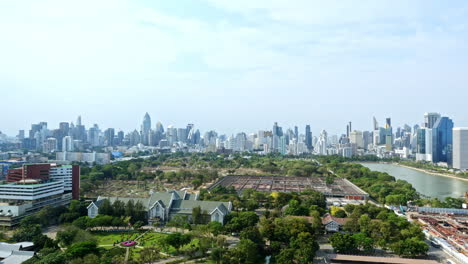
left=1, top=0, right=468, bottom=136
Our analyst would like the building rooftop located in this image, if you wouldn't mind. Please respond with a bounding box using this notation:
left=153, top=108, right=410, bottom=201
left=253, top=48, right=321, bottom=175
left=327, top=254, right=439, bottom=264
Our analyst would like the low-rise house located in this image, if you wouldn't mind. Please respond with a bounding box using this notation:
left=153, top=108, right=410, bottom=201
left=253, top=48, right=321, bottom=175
left=321, top=213, right=350, bottom=232
left=87, top=190, right=232, bottom=224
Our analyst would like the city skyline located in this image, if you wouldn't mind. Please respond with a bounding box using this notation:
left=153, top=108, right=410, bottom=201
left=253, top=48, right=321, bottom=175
left=1, top=112, right=464, bottom=139
left=2, top=1, right=468, bottom=135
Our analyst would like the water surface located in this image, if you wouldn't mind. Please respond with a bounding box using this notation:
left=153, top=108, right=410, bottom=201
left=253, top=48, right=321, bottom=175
left=360, top=163, right=468, bottom=199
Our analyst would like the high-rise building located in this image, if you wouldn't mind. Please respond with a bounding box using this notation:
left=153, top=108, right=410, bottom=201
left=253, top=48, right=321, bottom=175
left=452, top=128, right=468, bottom=171
left=87, top=124, right=101, bottom=147
left=177, top=128, right=187, bottom=143
left=62, top=136, right=74, bottom=152
left=155, top=121, right=164, bottom=134
left=362, top=131, right=372, bottom=150
left=432, top=117, right=454, bottom=165
left=104, top=128, right=115, bottom=146
left=141, top=113, right=152, bottom=145
left=17, top=130, right=25, bottom=140
left=416, top=128, right=433, bottom=161
left=373, top=117, right=379, bottom=131
left=350, top=130, right=364, bottom=149
left=424, top=112, right=441, bottom=128
left=73, top=116, right=86, bottom=142
left=385, top=118, right=393, bottom=151
left=315, top=130, right=328, bottom=155
left=43, top=138, right=57, bottom=153
left=76, top=116, right=82, bottom=126
left=348, top=122, right=352, bottom=137
left=305, top=125, right=312, bottom=150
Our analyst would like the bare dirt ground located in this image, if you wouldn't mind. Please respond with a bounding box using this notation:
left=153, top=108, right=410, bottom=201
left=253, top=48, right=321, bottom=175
left=85, top=180, right=166, bottom=198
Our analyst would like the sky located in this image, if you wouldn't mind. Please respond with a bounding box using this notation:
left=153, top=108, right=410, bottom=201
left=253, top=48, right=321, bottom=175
left=1, top=0, right=468, bottom=137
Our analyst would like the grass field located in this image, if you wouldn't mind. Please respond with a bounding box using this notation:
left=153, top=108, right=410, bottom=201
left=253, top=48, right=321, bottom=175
left=93, top=230, right=201, bottom=261
left=93, top=231, right=141, bottom=245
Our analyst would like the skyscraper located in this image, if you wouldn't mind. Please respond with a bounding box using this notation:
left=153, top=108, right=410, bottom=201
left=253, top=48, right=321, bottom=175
left=305, top=125, right=312, bottom=150
left=76, top=116, right=82, bottom=126
left=141, top=113, right=151, bottom=145
left=155, top=121, right=164, bottom=134
left=350, top=130, right=364, bottom=149
left=315, top=130, right=328, bottom=155
left=452, top=128, right=468, bottom=171
left=104, top=128, right=115, bottom=146
left=62, top=136, right=74, bottom=152
left=432, top=117, right=454, bottom=165
left=385, top=118, right=393, bottom=151
left=373, top=117, right=379, bottom=131
left=424, top=112, right=441, bottom=128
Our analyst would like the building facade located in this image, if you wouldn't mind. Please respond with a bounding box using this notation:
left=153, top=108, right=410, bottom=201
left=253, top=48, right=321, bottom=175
left=87, top=190, right=232, bottom=225
left=452, top=128, right=468, bottom=171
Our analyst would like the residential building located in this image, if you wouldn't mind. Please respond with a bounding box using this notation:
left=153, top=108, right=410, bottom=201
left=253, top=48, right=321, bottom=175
left=453, top=128, right=468, bottom=171
left=349, top=130, right=363, bottom=149
left=56, top=152, right=110, bottom=165
left=322, top=213, right=351, bottom=232
left=62, top=136, right=73, bottom=152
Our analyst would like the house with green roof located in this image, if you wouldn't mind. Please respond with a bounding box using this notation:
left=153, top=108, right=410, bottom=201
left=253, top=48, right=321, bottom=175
left=87, top=190, right=232, bottom=224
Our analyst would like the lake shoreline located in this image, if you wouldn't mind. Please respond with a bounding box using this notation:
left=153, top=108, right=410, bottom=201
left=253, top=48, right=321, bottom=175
left=394, top=163, right=468, bottom=183
left=356, top=161, right=468, bottom=182
left=359, top=162, right=468, bottom=199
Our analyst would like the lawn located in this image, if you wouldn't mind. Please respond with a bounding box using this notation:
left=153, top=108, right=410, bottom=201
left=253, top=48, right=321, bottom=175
left=93, top=231, right=141, bottom=246
left=93, top=230, right=201, bottom=259
left=137, top=232, right=168, bottom=247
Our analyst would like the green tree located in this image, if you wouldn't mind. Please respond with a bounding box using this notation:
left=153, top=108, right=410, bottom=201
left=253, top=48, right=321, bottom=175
left=13, top=224, right=42, bottom=242
left=240, top=226, right=263, bottom=245
left=330, top=233, right=357, bottom=254
left=210, top=247, right=225, bottom=264
left=352, top=233, right=374, bottom=253
left=334, top=209, right=347, bottom=218
left=284, top=199, right=308, bottom=216
left=192, top=206, right=203, bottom=224
left=275, top=248, right=295, bottom=264
left=65, top=241, right=99, bottom=259
left=229, top=239, right=261, bottom=264
left=139, top=247, right=161, bottom=263
left=391, top=237, right=429, bottom=257
left=207, top=221, right=224, bottom=236
left=290, top=232, right=319, bottom=263
left=125, top=200, right=135, bottom=220
left=112, top=200, right=126, bottom=216
left=72, top=216, right=90, bottom=230
left=164, top=233, right=191, bottom=253
left=99, top=199, right=113, bottom=216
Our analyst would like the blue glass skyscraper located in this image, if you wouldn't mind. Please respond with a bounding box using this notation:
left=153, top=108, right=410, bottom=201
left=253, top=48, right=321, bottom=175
left=432, top=117, right=454, bottom=165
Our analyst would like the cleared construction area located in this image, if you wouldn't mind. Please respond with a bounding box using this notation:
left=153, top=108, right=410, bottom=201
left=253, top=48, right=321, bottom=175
left=209, top=175, right=369, bottom=200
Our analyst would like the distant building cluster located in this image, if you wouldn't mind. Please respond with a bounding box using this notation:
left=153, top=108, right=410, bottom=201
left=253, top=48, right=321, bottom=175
left=0, top=112, right=467, bottom=171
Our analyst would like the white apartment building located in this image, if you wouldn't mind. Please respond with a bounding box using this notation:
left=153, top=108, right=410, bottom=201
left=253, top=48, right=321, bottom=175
left=453, top=128, right=468, bottom=171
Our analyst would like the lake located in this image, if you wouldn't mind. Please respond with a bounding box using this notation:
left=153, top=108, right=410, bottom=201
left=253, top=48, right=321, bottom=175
left=360, top=163, right=468, bottom=199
